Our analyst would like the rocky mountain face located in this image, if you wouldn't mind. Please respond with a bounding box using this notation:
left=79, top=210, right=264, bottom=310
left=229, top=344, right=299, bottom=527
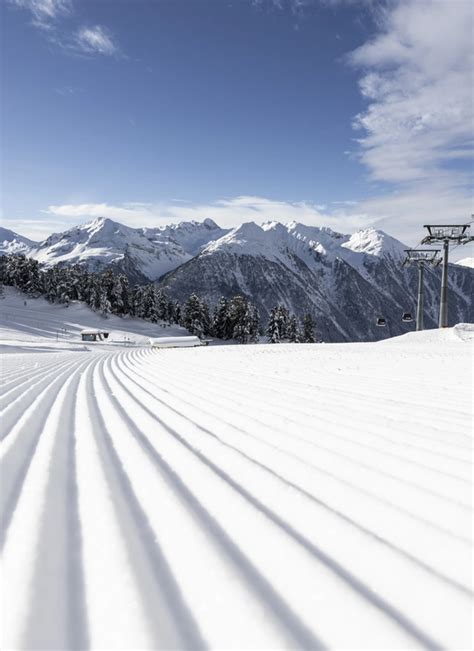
left=2, top=217, right=472, bottom=342
left=6, top=217, right=229, bottom=284
left=159, top=221, right=473, bottom=342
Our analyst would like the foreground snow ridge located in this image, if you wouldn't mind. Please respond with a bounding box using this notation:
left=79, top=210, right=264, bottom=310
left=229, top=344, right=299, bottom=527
left=1, top=333, right=472, bottom=649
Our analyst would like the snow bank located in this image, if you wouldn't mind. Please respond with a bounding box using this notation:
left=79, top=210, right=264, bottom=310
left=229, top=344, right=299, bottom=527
left=380, top=322, right=474, bottom=344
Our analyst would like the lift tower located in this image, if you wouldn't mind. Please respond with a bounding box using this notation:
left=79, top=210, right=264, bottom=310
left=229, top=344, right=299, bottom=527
left=421, top=224, right=473, bottom=328
left=402, top=249, right=440, bottom=331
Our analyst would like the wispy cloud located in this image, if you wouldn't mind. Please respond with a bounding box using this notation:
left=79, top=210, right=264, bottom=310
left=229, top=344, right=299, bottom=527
left=9, top=0, right=72, bottom=28
left=347, top=0, right=474, bottom=185
left=9, top=0, right=121, bottom=57
left=74, top=25, right=119, bottom=57
left=43, top=196, right=373, bottom=233
left=252, top=0, right=376, bottom=14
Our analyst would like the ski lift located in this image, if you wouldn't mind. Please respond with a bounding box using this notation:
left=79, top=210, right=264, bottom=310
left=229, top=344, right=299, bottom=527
left=376, top=317, right=387, bottom=327
left=401, top=312, right=413, bottom=322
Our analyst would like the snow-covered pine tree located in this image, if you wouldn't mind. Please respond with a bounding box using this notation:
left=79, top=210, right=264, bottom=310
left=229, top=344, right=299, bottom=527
left=266, top=307, right=280, bottom=343
left=56, top=274, right=72, bottom=305
left=287, top=314, right=301, bottom=343
left=247, top=304, right=260, bottom=343
left=44, top=267, right=61, bottom=303
left=130, top=285, right=144, bottom=318
left=155, top=289, right=169, bottom=321
left=200, top=299, right=212, bottom=337
left=98, top=287, right=112, bottom=316
left=227, top=295, right=250, bottom=343
left=267, top=305, right=290, bottom=342
left=173, top=301, right=181, bottom=325
left=140, top=284, right=159, bottom=322
left=212, top=297, right=231, bottom=339
left=183, top=293, right=206, bottom=337
left=276, top=305, right=290, bottom=340
left=110, top=274, right=129, bottom=315
left=302, top=313, right=316, bottom=343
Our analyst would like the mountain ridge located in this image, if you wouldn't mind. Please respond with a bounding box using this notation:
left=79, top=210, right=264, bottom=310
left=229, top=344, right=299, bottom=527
left=1, top=217, right=472, bottom=342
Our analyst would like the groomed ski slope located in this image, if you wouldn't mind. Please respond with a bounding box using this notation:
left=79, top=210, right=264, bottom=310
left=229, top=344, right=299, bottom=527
left=1, top=324, right=473, bottom=649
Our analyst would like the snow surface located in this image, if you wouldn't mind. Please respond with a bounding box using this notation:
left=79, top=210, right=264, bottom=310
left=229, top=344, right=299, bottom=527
left=0, top=288, right=189, bottom=353
left=341, top=227, right=406, bottom=260
left=1, top=297, right=473, bottom=649
left=455, top=257, right=474, bottom=269
left=0, top=227, right=38, bottom=257
left=202, top=221, right=407, bottom=275
left=23, top=217, right=229, bottom=281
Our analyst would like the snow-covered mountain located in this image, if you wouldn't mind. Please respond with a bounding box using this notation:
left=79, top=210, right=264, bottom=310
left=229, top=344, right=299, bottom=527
left=3, top=217, right=472, bottom=342
left=0, top=227, right=38, bottom=256
left=30, top=217, right=228, bottom=283
left=160, top=221, right=473, bottom=341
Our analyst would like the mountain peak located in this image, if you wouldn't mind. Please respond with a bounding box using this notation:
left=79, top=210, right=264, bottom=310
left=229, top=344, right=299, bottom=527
left=82, top=216, right=125, bottom=234
left=0, top=227, right=38, bottom=256
left=202, top=217, right=219, bottom=229
left=342, top=227, right=406, bottom=259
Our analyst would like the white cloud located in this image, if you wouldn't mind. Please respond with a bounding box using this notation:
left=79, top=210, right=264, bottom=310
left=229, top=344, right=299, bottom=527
left=9, top=0, right=71, bottom=27
left=341, top=181, right=474, bottom=249
left=348, top=0, right=474, bottom=184
left=9, top=1, right=121, bottom=57
left=43, top=196, right=376, bottom=234
left=73, top=25, right=119, bottom=56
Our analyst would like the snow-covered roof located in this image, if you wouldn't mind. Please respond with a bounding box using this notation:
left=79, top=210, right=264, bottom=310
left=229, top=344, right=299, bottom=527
left=149, top=336, right=202, bottom=348
left=80, top=329, right=109, bottom=335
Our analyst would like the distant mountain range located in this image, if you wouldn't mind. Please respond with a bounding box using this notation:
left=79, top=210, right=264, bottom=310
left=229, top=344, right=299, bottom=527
left=0, top=218, right=227, bottom=285
left=1, top=217, right=472, bottom=341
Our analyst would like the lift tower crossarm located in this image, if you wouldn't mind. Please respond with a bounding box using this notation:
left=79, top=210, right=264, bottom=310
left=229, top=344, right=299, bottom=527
left=420, top=223, right=473, bottom=328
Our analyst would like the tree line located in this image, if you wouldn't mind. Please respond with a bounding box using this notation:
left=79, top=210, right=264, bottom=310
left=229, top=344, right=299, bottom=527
left=0, top=254, right=316, bottom=343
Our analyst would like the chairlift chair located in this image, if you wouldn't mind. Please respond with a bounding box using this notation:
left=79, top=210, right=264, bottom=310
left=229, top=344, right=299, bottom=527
left=376, top=317, right=387, bottom=327
left=401, top=312, right=413, bottom=322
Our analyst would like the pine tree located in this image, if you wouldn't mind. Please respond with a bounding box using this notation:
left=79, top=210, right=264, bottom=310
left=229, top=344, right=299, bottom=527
left=155, top=289, right=170, bottom=321
left=275, top=305, right=290, bottom=340
left=302, top=313, right=316, bottom=343
left=267, top=305, right=290, bottom=342
left=200, top=300, right=212, bottom=337
left=110, top=274, right=129, bottom=315
left=212, top=297, right=230, bottom=339
left=173, top=301, right=181, bottom=325
left=266, top=307, right=280, bottom=343
left=140, top=285, right=159, bottom=322
left=89, top=279, right=102, bottom=312
left=287, top=314, right=300, bottom=343
left=183, top=293, right=206, bottom=337
left=247, top=304, right=260, bottom=343
left=98, top=287, right=111, bottom=316
left=130, top=286, right=144, bottom=318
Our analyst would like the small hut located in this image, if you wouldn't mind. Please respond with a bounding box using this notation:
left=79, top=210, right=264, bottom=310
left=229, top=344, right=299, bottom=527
left=80, top=329, right=110, bottom=342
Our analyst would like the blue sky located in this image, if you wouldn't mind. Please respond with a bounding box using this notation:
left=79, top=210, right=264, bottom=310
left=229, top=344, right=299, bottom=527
left=2, top=0, right=473, bottom=253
